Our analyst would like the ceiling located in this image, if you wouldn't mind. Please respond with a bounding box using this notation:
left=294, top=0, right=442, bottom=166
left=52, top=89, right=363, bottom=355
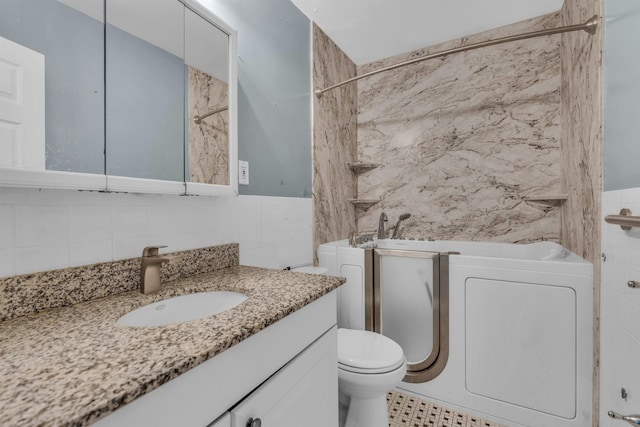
left=290, top=0, right=564, bottom=65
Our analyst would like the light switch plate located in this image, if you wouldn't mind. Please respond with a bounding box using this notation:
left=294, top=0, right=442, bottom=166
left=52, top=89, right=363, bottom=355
left=239, top=160, right=249, bottom=185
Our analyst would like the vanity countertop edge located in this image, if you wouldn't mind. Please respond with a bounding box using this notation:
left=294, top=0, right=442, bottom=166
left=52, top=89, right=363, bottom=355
left=0, top=265, right=345, bottom=427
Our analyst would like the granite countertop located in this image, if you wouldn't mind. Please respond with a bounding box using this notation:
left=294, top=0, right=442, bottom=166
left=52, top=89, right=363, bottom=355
left=0, top=266, right=344, bottom=427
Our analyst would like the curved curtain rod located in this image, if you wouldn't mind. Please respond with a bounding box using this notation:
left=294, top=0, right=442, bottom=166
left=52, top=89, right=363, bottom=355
left=315, top=15, right=598, bottom=97
left=193, top=105, right=229, bottom=124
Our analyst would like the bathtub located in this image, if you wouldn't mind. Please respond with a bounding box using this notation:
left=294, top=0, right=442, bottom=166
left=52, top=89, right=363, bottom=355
left=318, top=239, right=593, bottom=427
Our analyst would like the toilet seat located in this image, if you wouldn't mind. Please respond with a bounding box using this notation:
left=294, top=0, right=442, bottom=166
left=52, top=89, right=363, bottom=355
left=338, top=328, right=405, bottom=374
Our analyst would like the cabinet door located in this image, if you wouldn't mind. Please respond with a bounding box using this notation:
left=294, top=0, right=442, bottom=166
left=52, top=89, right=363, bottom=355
left=231, top=327, right=338, bottom=427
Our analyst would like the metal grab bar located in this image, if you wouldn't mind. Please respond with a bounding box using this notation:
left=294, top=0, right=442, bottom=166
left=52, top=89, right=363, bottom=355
left=605, top=208, right=640, bottom=231
left=193, top=105, right=229, bottom=124
left=608, top=410, right=640, bottom=425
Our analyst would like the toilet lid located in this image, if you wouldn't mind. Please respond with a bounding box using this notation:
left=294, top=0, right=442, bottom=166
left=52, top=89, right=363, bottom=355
left=337, top=328, right=405, bottom=374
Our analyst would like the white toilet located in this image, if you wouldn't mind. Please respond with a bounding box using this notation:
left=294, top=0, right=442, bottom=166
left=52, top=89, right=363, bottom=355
left=338, top=328, right=406, bottom=427
left=291, top=265, right=407, bottom=427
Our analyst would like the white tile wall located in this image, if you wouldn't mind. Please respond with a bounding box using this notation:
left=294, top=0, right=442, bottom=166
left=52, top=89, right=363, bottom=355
left=0, top=187, right=312, bottom=278
left=600, top=187, right=640, bottom=426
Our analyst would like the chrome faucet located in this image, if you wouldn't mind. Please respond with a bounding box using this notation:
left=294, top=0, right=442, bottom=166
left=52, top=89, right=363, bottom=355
left=391, top=213, right=411, bottom=239
left=348, top=232, right=357, bottom=247
left=377, top=212, right=388, bottom=240
left=140, top=246, right=182, bottom=295
left=349, top=232, right=375, bottom=247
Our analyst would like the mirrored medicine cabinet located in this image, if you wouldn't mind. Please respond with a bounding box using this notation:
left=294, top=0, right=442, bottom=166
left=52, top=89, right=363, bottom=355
left=0, top=0, right=237, bottom=196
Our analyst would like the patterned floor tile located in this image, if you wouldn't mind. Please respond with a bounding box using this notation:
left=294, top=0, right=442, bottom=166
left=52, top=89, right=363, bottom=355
left=387, top=391, right=507, bottom=427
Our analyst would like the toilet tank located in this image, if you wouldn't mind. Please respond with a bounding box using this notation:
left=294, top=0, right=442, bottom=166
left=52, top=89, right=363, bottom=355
left=317, top=241, right=366, bottom=330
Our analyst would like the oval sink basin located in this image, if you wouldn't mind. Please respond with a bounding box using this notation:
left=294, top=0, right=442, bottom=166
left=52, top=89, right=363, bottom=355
left=118, top=291, right=247, bottom=327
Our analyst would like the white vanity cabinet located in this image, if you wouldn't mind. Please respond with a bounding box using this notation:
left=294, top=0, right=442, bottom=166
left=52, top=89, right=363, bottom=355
left=94, top=291, right=338, bottom=427
left=211, top=327, right=337, bottom=427
left=230, top=326, right=337, bottom=427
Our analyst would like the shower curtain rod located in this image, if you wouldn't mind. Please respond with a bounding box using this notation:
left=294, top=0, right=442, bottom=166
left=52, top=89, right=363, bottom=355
left=193, top=105, right=229, bottom=124
left=315, top=15, right=598, bottom=97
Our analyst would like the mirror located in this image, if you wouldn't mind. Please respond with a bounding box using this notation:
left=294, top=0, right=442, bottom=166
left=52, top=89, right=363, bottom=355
left=105, top=0, right=185, bottom=183
left=0, top=0, right=237, bottom=195
left=0, top=0, right=106, bottom=189
left=105, top=0, right=235, bottom=193
left=185, top=7, right=230, bottom=186
left=183, top=0, right=237, bottom=196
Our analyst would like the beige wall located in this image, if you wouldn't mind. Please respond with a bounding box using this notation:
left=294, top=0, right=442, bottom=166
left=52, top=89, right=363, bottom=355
left=312, top=24, right=358, bottom=258
left=356, top=13, right=563, bottom=242
left=559, top=1, right=603, bottom=424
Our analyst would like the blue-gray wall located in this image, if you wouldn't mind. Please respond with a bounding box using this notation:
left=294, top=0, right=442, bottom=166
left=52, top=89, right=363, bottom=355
left=105, top=24, right=185, bottom=182
left=2, top=0, right=312, bottom=195
left=603, top=0, right=640, bottom=191
left=202, top=0, right=312, bottom=198
left=0, top=0, right=105, bottom=174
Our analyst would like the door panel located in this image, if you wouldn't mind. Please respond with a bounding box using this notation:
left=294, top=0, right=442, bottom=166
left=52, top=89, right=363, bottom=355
left=230, top=328, right=338, bottom=427
left=0, top=36, right=44, bottom=169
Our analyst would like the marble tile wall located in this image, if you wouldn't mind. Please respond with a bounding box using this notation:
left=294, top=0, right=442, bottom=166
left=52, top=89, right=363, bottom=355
left=559, top=0, right=603, bottom=424
left=312, top=24, right=358, bottom=258
left=188, top=66, right=230, bottom=185
left=356, top=13, right=562, bottom=243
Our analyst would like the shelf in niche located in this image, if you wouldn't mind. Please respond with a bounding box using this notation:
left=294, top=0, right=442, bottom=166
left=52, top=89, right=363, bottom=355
left=348, top=199, right=381, bottom=209
left=523, top=194, right=568, bottom=204
left=347, top=162, right=380, bottom=174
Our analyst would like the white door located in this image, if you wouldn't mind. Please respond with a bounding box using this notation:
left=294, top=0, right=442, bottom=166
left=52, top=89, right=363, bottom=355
left=0, top=35, right=45, bottom=169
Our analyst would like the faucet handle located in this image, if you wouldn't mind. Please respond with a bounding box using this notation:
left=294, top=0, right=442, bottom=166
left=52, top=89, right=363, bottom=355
left=163, top=254, right=182, bottom=264
left=142, top=245, right=168, bottom=257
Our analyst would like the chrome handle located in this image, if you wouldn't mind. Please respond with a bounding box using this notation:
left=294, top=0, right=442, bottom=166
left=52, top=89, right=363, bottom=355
left=629, top=281, right=640, bottom=289
left=246, top=418, right=262, bottom=427
left=609, top=411, right=640, bottom=425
